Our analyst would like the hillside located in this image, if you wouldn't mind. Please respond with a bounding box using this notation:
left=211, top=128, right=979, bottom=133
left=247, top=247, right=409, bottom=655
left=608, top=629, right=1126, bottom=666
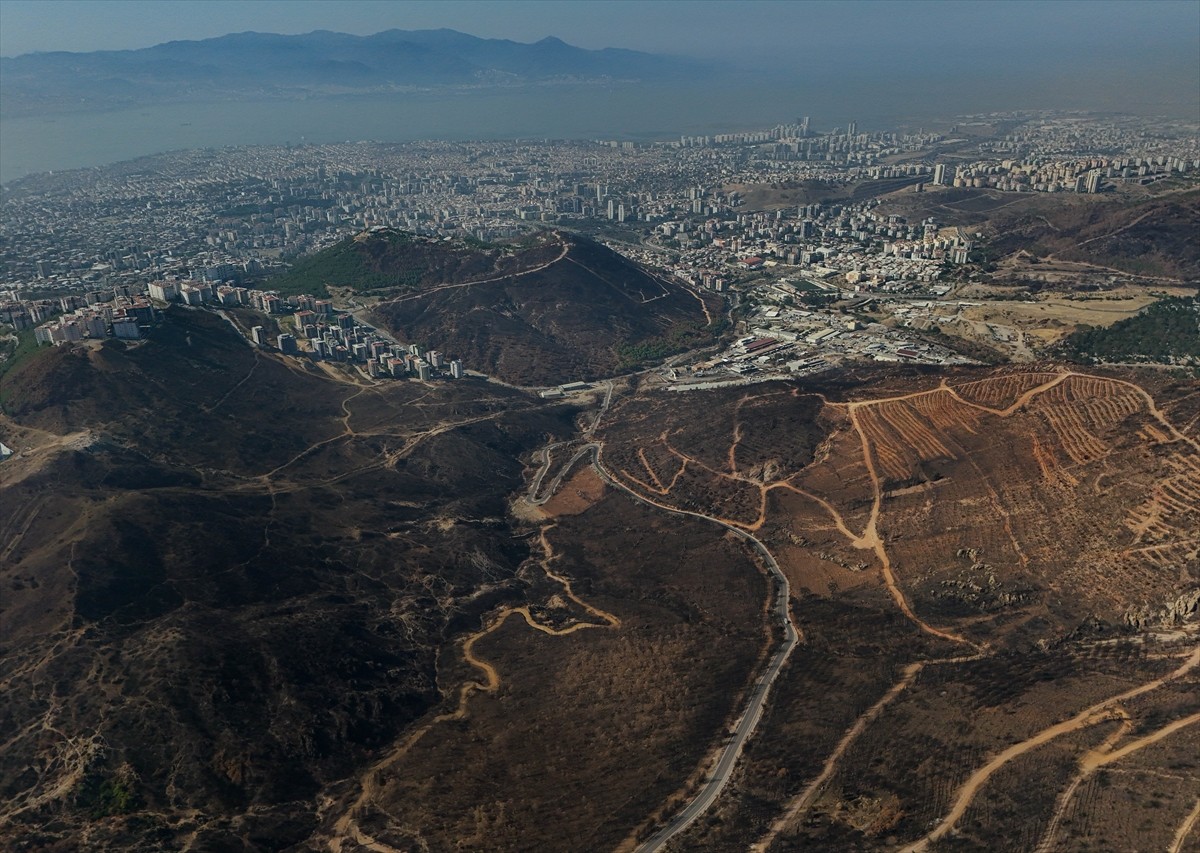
left=986, top=189, right=1200, bottom=280
left=1061, top=293, right=1200, bottom=365
left=585, top=368, right=1200, bottom=851
left=0, top=309, right=580, bottom=849
left=3, top=310, right=1198, bottom=851
left=274, top=228, right=724, bottom=385
left=0, top=305, right=770, bottom=853
left=0, top=29, right=707, bottom=117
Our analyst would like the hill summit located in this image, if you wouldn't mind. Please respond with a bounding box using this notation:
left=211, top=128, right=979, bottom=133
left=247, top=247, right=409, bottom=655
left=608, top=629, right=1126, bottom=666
left=272, top=229, right=724, bottom=385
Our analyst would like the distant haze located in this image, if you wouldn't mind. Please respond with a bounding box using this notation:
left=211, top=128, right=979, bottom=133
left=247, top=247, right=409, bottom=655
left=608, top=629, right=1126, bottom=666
left=2, top=2, right=1197, bottom=118
left=0, top=1, right=1196, bottom=182
left=2, top=0, right=1197, bottom=80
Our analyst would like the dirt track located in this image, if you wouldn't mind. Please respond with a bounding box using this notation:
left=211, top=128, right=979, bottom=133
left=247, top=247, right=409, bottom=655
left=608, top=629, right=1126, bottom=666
left=327, top=522, right=619, bottom=852
left=598, top=369, right=1199, bottom=852
left=903, top=646, right=1200, bottom=852
left=371, top=235, right=570, bottom=308
left=324, top=368, right=1197, bottom=852
left=1169, top=796, right=1200, bottom=853
left=753, top=662, right=925, bottom=851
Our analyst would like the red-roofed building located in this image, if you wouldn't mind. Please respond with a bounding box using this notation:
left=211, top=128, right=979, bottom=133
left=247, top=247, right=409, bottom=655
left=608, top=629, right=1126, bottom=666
left=744, top=337, right=778, bottom=354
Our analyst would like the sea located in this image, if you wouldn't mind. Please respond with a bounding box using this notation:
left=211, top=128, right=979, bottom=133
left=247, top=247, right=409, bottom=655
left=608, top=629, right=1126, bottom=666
left=0, top=82, right=943, bottom=185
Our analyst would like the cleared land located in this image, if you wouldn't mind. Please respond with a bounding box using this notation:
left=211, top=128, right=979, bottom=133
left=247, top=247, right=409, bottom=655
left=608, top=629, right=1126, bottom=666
left=589, top=367, right=1198, bottom=852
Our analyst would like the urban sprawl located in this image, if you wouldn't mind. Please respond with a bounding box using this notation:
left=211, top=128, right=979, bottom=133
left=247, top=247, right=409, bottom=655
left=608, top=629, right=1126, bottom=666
left=3, top=111, right=1197, bottom=386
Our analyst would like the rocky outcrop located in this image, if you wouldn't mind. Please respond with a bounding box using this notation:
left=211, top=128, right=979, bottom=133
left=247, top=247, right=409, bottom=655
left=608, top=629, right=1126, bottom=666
left=1123, top=587, right=1200, bottom=629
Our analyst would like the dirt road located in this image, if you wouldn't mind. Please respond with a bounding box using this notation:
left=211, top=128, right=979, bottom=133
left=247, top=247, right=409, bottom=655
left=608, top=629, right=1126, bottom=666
left=370, top=235, right=570, bottom=309
left=327, top=523, right=618, bottom=852
left=903, top=645, right=1200, bottom=852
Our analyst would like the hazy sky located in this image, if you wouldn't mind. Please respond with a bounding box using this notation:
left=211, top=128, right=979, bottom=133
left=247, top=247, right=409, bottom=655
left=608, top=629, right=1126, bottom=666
left=1, top=0, right=1198, bottom=63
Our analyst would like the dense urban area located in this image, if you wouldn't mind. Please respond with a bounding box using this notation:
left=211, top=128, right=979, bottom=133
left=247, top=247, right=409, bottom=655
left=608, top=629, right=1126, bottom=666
left=2, top=110, right=1198, bottom=384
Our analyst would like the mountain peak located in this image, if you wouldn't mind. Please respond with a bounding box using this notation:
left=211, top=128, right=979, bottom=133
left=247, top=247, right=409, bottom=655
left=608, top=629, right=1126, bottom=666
left=0, top=28, right=708, bottom=117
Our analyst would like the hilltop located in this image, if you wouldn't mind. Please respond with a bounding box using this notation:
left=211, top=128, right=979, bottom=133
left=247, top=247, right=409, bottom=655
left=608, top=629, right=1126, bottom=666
left=268, top=228, right=564, bottom=298
left=271, top=228, right=725, bottom=385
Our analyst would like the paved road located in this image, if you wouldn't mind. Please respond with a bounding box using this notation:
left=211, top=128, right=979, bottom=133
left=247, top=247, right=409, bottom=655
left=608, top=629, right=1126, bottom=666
left=528, top=437, right=605, bottom=506
left=588, top=380, right=615, bottom=437
left=580, top=447, right=800, bottom=853
left=527, top=382, right=615, bottom=505
left=527, top=441, right=566, bottom=500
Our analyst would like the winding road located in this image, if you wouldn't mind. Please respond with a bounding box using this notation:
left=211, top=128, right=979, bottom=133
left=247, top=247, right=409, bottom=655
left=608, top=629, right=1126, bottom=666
left=369, top=235, right=571, bottom=309
left=527, top=381, right=615, bottom=506
left=634, top=529, right=796, bottom=852
left=570, top=445, right=801, bottom=853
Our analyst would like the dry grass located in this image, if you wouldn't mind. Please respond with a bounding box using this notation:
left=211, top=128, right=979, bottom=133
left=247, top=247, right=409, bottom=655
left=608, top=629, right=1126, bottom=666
left=337, top=491, right=771, bottom=851
left=538, top=465, right=607, bottom=517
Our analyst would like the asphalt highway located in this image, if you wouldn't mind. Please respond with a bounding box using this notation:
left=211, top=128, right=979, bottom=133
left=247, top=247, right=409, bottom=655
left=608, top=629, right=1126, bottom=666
left=583, top=447, right=801, bottom=853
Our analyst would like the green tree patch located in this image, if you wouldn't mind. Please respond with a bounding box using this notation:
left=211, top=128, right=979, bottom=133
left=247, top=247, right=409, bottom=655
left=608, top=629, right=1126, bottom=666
left=1060, top=295, right=1200, bottom=364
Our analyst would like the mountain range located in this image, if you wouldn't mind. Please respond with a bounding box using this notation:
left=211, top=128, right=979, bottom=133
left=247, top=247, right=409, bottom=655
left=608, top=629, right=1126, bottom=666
left=0, top=29, right=709, bottom=117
